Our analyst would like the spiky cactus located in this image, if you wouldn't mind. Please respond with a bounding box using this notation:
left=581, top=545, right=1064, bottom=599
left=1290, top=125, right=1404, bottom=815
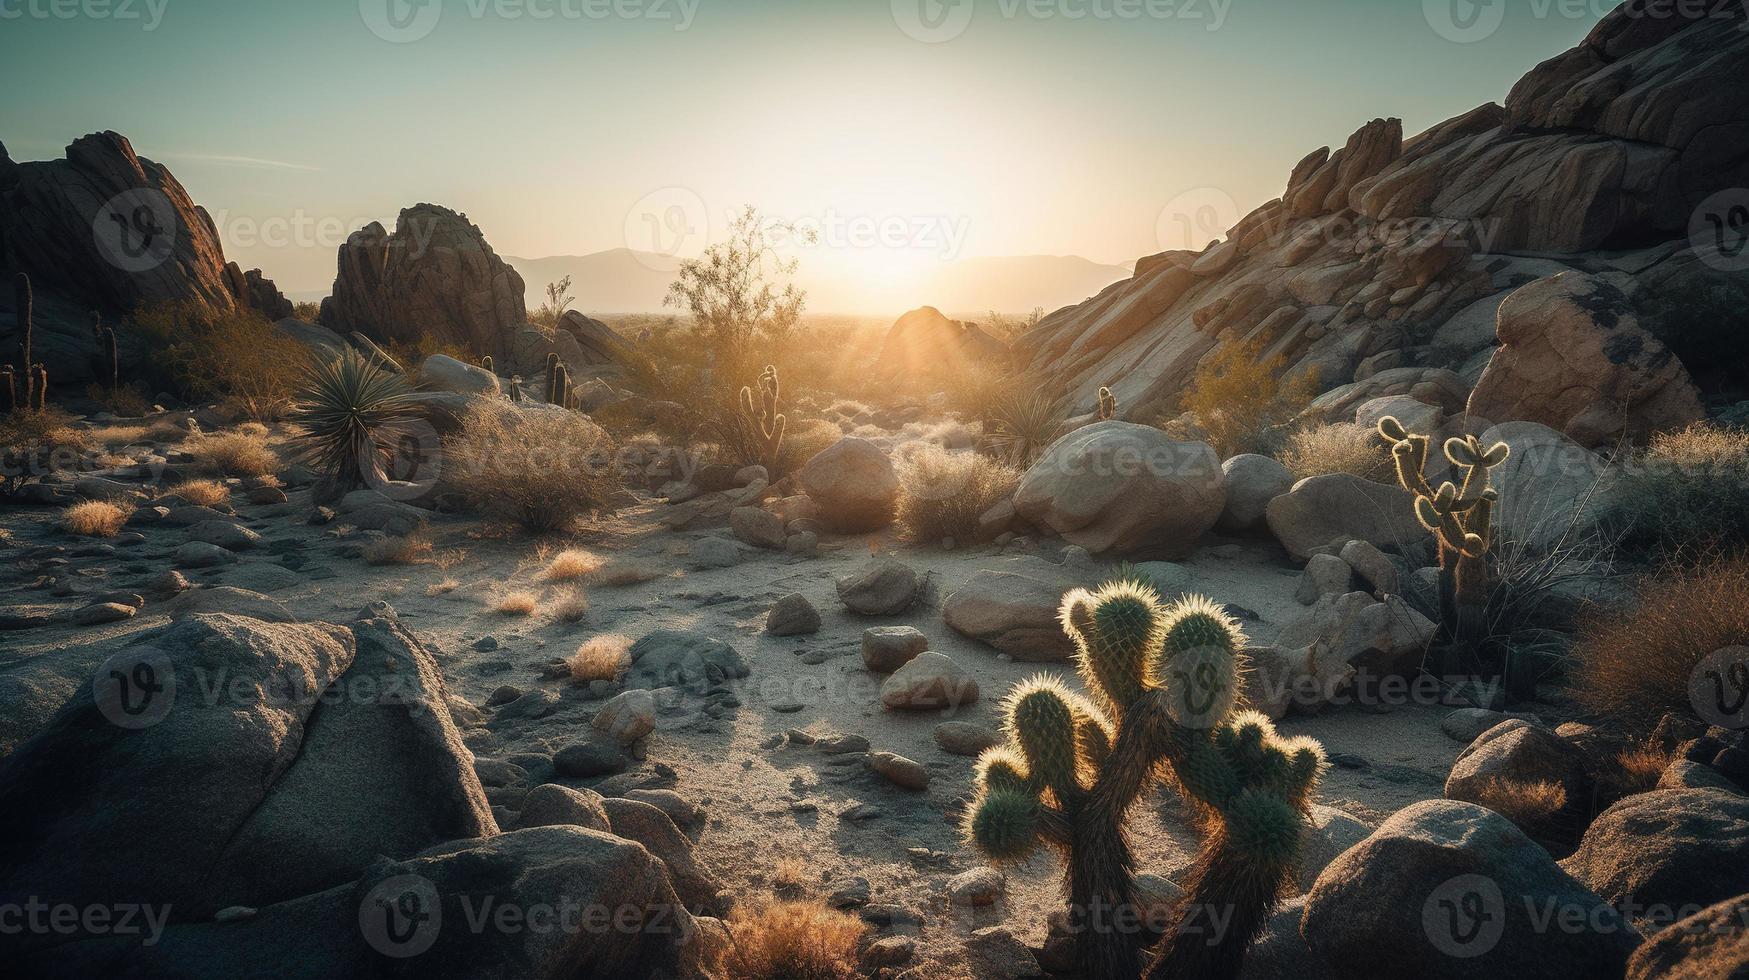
left=29, top=364, right=47, bottom=412
left=965, top=584, right=1325, bottom=980
left=93, top=313, right=118, bottom=393
left=552, top=362, right=570, bottom=409
left=1, top=365, right=15, bottom=414
left=480, top=354, right=494, bottom=375
left=1375, top=416, right=1509, bottom=677
left=544, top=352, right=561, bottom=404
left=14, top=273, right=33, bottom=411
left=739, top=364, right=786, bottom=471
left=1098, top=386, right=1117, bottom=421
left=509, top=374, right=523, bottom=403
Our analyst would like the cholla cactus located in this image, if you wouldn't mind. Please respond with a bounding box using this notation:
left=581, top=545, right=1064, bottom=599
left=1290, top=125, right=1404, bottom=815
left=739, top=364, right=786, bottom=471
left=93, top=313, right=118, bottom=393
left=1375, top=416, right=1509, bottom=671
left=14, top=273, right=33, bottom=410
left=508, top=374, right=523, bottom=403
left=29, top=364, right=47, bottom=412
left=965, top=583, right=1325, bottom=980
left=1098, top=386, right=1117, bottom=421
left=552, top=362, right=570, bottom=409
left=1, top=365, right=14, bottom=414
left=480, top=353, right=494, bottom=375
left=544, top=352, right=561, bottom=404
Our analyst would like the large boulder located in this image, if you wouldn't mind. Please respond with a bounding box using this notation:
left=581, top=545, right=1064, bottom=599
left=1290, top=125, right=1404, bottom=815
left=1013, top=420, right=1225, bottom=557
left=0, top=613, right=495, bottom=943
left=1561, top=788, right=1749, bottom=923
left=1476, top=421, right=1617, bottom=551
left=1467, top=272, right=1704, bottom=447
left=1219, top=453, right=1295, bottom=532
left=318, top=204, right=528, bottom=363
left=1265, top=474, right=1421, bottom=561
left=624, top=630, right=749, bottom=693
left=942, top=558, right=1095, bottom=661
left=419, top=353, right=500, bottom=396
left=1443, top=720, right=1588, bottom=835
left=1302, top=800, right=1637, bottom=978
left=871, top=306, right=1009, bottom=381
left=797, top=437, right=901, bottom=532
left=1627, top=892, right=1749, bottom=980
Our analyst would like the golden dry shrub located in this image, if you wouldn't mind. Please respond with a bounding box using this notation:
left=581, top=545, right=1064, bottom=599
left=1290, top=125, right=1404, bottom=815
left=183, top=429, right=281, bottom=478
left=542, top=548, right=605, bottom=582
left=169, top=479, right=230, bottom=508
left=1570, top=558, right=1749, bottom=735
left=363, top=531, right=433, bottom=566
left=895, top=444, right=1020, bottom=544
left=492, top=590, right=540, bottom=616
left=567, top=634, right=631, bottom=683
left=1174, top=337, right=1319, bottom=458
left=591, top=561, right=661, bottom=587
left=444, top=401, right=621, bottom=534
left=715, top=900, right=866, bottom=980
left=138, top=302, right=313, bottom=421
left=1277, top=422, right=1394, bottom=483
left=551, top=586, right=590, bottom=624
left=1611, top=423, right=1749, bottom=561
left=62, top=500, right=132, bottom=537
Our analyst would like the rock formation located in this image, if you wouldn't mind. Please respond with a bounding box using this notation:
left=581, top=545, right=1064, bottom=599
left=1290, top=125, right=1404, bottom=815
left=1012, top=1, right=1748, bottom=443
left=872, top=305, right=1010, bottom=381
left=319, top=204, right=528, bottom=362
left=0, top=131, right=291, bottom=383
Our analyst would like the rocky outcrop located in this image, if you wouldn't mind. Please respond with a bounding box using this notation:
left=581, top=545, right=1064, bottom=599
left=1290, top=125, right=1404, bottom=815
left=872, top=306, right=1009, bottom=381
left=0, top=132, right=290, bottom=382
left=319, top=204, right=527, bottom=362
left=1011, top=4, right=1747, bottom=431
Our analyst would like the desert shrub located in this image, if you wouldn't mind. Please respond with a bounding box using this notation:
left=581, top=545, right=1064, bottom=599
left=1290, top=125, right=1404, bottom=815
left=1, top=409, right=91, bottom=494
left=542, top=548, right=605, bottom=582
left=1569, top=558, right=1749, bottom=735
left=715, top=900, right=865, bottom=980
left=492, top=590, right=539, bottom=616
left=135, top=301, right=312, bottom=420
left=567, top=634, right=631, bottom=683
left=169, top=479, right=230, bottom=508
left=86, top=382, right=153, bottom=417
left=1604, top=741, right=1675, bottom=801
left=895, top=444, right=1020, bottom=543
left=426, top=578, right=461, bottom=597
left=62, top=500, right=131, bottom=537
left=776, top=417, right=842, bottom=474
left=385, top=332, right=474, bottom=371
left=983, top=386, right=1065, bottom=467
left=1277, top=422, right=1392, bottom=483
left=288, top=349, right=420, bottom=493
left=291, top=301, right=321, bottom=321
left=1173, top=338, right=1319, bottom=458
left=551, top=586, right=590, bottom=623
left=183, top=429, right=280, bottom=478
left=1473, top=777, right=1567, bottom=828
left=444, top=400, right=621, bottom=533
left=363, top=531, right=433, bottom=566
left=1609, top=423, right=1749, bottom=562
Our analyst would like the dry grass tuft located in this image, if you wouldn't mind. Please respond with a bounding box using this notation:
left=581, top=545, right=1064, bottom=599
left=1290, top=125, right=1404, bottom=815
left=543, top=548, right=606, bottom=582
left=771, top=856, right=810, bottom=899
left=566, top=633, right=631, bottom=682
left=363, top=531, right=434, bottom=566
left=1611, top=422, right=1749, bottom=561
left=184, top=429, right=280, bottom=478
left=62, top=500, right=132, bottom=538
left=895, top=444, right=1020, bottom=544
left=1609, top=741, right=1675, bottom=798
left=492, top=590, right=540, bottom=616
left=1474, top=777, right=1568, bottom=828
left=592, top=561, right=662, bottom=587
left=551, top=586, right=591, bottom=624
left=715, top=900, right=866, bottom=980
left=169, top=479, right=230, bottom=508
left=426, top=578, right=461, bottom=597
left=1278, top=422, right=1393, bottom=483
left=443, top=400, right=621, bottom=534
left=1570, top=558, right=1749, bottom=735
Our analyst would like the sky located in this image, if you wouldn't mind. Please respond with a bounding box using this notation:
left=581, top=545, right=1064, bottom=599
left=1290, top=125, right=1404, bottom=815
left=0, top=0, right=1608, bottom=309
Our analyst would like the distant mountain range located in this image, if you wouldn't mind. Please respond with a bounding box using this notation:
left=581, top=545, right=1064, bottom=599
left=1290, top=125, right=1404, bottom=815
left=498, top=249, right=1132, bottom=318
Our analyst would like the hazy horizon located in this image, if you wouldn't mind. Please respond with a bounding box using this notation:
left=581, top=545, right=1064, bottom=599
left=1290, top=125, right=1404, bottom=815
left=3, top=0, right=1608, bottom=313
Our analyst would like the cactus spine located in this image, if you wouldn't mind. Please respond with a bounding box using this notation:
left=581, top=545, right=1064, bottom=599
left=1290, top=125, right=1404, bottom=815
left=1375, top=416, right=1510, bottom=678
left=1098, top=385, right=1117, bottom=421
left=93, top=312, right=118, bottom=393
left=14, top=273, right=33, bottom=411
left=965, top=584, right=1325, bottom=980
left=739, top=364, right=786, bottom=471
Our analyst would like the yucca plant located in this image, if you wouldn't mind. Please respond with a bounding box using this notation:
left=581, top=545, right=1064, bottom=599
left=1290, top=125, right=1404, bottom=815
left=289, top=348, right=420, bottom=496
left=965, top=583, right=1325, bottom=980
left=984, top=388, right=1066, bottom=467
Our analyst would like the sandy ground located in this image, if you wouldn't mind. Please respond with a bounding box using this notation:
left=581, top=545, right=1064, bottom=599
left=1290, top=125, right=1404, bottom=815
left=0, top=430, right=1525, bottom=977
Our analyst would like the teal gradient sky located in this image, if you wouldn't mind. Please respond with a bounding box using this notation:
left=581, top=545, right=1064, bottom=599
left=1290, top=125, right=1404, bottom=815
left=0, top=0, right=1607, bottom=306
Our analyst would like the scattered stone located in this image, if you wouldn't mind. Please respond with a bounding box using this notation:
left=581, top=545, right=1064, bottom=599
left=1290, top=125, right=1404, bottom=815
left=622, top=789, right=706, bottom=834
left=933, top=722, right=1000, bottom=757
left=880, top=652, right=979, bottom=711
left=486, top=685, right=522, bottom=707
left=1627, top=893, right=1749, bottom=980
left=1444, top=720, right=1587, bottom=817
left=515, top=783, right=611, bottom=833
left=729, top=506, right=787, bottom=549
left=1439, top=708, right=1541, bottom=743
left=1295, top=553, right=1354, bottom=605
left=948, top=867, right=1005, bottom=907
left=1562, top=788, right=1749, bottom=923
left=861, top=626, right=929, bottom=672
left=797, top=437, right=901, bottom=532
left=1219, top=453, right=1295, bottom=532
left=943, top=567, right=1082, bottom=661
left=835, top=557, right=919, bottom=615
left=553, top=741, right=628, bottom=778
left=185, top=519, right=262, bottom=551
left=174, top=541, right=237, bottom=568
left=592, top=689, right=657, bottom=745
left=625, top=630, right=749, bottom=692
left=72, top=601, right=136, bottom=625
left=817, top=734, right=870, bottom=755
left=493, top=689, right=560, bottom=723
left=688, top=536, right=744, bottom=570
left=864, top=936, right=915, bottom=969
left=1265, top=474, right=1420, bottom=561
left=1339, top=539, right=1399, bottom=595
left=967, top=926, right=1043, bottom=978
left=867, top=751, right=930, bottom=791
left=765, top=593, right=821, bottom=636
